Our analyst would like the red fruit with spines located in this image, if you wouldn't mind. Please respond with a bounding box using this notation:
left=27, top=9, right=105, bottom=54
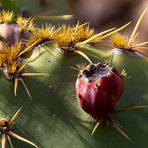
left=76, top=63, right=124, bottom=120
left=75, top=63, right=145, bottom=142
left=75, top=62, right=145, bottom=141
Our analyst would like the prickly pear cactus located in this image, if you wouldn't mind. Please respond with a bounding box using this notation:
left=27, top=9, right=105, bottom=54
left=0, top=7, right=148, bottom=148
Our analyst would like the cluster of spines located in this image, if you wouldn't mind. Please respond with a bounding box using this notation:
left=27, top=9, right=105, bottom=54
left=0, top=11, right=50, bottom=99
left=0, top=41, right=48, bottom=99
left=0, top=10, right=14, bottom=23
left=0, top=43, right=21, bottom=74
left=111, top=33, right=130, bottom=49
left=0, top=10, right=35, bottom=32
left=24, top=24, right=55, bottom=49
left=111, top=7, right=148, bottom=57
left=1, top=9, right=148, bottom=56
left=16, top=16, right=35, bottom=32
left=0, top=108, right=38, bottom=148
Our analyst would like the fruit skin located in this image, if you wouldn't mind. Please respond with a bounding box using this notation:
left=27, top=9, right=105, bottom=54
left=76, top=63, right=124, bottom=120
left=0, top=23, right=20, bottom=46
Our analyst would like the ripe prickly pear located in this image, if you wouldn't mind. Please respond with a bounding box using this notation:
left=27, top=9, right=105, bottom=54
left=75, top=62, right=145, bottom=141
left=76, top=63, right=124, bottom=119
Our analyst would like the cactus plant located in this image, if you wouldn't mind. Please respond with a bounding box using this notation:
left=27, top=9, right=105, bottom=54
left=0, top=7, right=147, bottom=148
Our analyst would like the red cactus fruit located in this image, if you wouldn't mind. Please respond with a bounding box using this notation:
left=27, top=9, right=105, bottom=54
left=75, top=62, right=145, bottom=141
left=76, top=63, right=123, bottom=119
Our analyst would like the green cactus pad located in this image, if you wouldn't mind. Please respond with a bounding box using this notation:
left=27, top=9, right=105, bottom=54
left=0, top=45, right=147, bottom=148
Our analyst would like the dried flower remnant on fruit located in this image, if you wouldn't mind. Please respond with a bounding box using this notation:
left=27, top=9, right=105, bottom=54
left=111, top=7, right=148, bottom=57
left=0, top=107, right=38, bottom=148
left=75, top=62, right=146, bottom=141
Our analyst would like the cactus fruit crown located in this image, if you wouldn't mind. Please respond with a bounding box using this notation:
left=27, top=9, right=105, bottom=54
left=78, top=63, right=113, bottom=82
left=0, top=108, right=38, bottom=148
left=111, top=7, right=148, bottom=57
